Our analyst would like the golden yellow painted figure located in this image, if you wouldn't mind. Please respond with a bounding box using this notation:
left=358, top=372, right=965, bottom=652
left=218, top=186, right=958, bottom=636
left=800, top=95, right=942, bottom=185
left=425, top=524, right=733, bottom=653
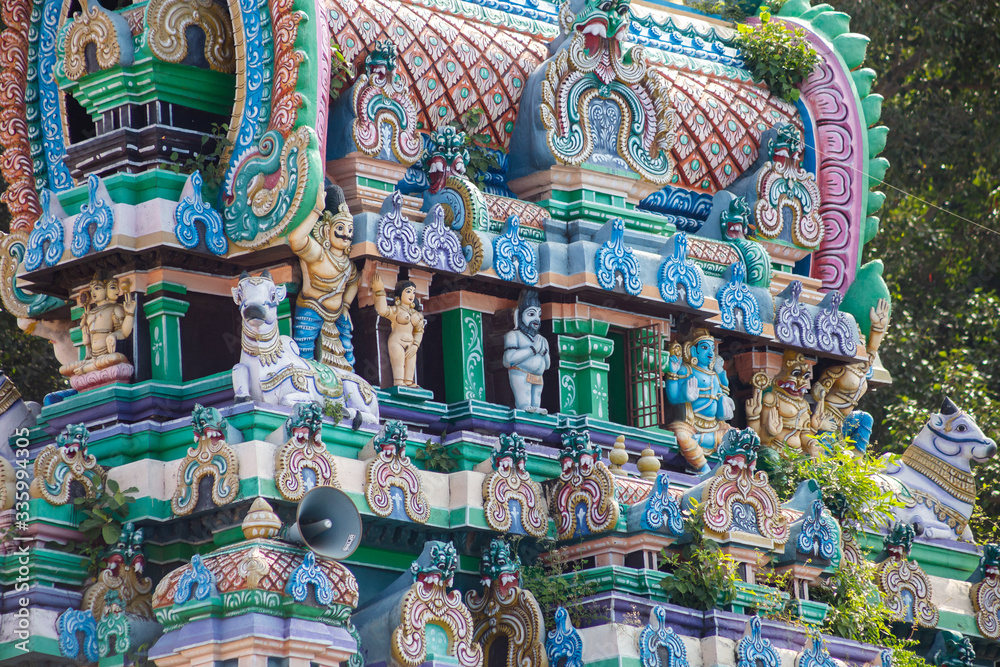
left=813, top=298, right=891, bottom=432
left=746, top=350, right=826, bottom=456
left=371, top=273, right=424, bottom=387
left=288, top=201, right=360, bottom=371
left=60, top=276, right=135, bottom=377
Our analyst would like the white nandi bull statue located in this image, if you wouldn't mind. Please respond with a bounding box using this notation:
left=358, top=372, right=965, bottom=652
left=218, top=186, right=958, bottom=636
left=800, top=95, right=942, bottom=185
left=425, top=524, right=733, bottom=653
left=231, top=271, right=379, bottom=428
left=0, top=370, right=40, bottom=460
left=877, top=397, right=996, bottom=542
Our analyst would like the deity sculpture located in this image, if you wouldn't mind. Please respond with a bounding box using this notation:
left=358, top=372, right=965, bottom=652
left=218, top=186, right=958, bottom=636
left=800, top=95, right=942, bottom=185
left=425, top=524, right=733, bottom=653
left=371, top=273, right=425, bottom=387
left=662, top=329, right=735, bottom=474
left=503, top=290, right=550, bottom=413
left=813, top=298, right=890, bottom=438
left=59, top=275, right=136, bottom=379
left=747, top=350, right=827, bottom=456
left=289, top=185, right=360, bottom=372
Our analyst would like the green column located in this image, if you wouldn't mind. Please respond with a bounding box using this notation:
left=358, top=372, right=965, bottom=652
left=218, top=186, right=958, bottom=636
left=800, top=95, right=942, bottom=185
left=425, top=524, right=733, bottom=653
left=554, top=319, right=614, bottom=419
left=143, top=283, right=190, bottom=383
left=441, top=307, right=486, bottom=403
left=278, top=281, right=299, bottom=338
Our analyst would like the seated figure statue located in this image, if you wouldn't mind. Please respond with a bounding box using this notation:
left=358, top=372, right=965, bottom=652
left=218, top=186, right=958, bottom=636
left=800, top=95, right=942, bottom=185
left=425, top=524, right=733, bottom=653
left=59, top=275, right=136, bottom=383
left=663, top=328, right=734, bottom=473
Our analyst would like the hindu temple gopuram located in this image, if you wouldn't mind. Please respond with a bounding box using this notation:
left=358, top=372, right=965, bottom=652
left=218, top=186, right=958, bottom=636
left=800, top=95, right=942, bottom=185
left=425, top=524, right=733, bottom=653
left=2, top=0, right=998, bottom=666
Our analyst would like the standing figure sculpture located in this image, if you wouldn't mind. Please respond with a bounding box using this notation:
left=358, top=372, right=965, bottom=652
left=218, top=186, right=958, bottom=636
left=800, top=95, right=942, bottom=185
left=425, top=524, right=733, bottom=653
left=747, top=350, right=826, bottom=456
left=289, top=185, right=360, bottom=372
left=371, top=273, right=425, bottom=387
left=60, top=275, right=136, bottom=379
left=813, top=298, right=891, bottom=449
left=663, top=329, right=734, bottom=473
left=503, top=290, right=550, bottom=413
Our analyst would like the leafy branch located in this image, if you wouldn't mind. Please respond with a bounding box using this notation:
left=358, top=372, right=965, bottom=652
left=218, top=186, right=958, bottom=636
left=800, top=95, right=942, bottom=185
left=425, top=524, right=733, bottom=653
left=67, top=478, right=138, bottom=575
left=659, top=501, right=739, bottom=610
left=734, top=11, right=821, bottom=102
left=168, top=122, right=232, bottom=200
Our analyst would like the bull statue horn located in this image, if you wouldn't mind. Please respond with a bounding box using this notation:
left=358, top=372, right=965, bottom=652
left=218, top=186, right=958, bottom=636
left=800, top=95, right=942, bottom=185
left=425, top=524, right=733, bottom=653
left=239, top=270, right=250, bottom=280
left=941, top=397, right=959, bottom=415
left=261, top=269, right=273, bottom=280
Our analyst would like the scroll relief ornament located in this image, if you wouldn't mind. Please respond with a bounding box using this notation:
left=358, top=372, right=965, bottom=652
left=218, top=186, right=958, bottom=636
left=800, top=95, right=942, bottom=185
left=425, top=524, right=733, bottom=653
left=363, top=420, right=430, bottom=523
left=753, top=124, right=824, bottom=250
left=466, top=539, right=548, bottom=667
left=971, top=544, right=1000, bottom=639
left=171, top=405, right=240, bottom=516
left=392, top=541, right=484, bottom=667
left=542, top=0, right=679, bottom=183
left=31, top=423, right=104, bottom=505
left=876, top=522, right=938, bottom=628
left=146, top=0, right=236, bottom=73
left=699, top=428, right=789, bottom=546
left=275, top=401, right=340, bottom=501
left=554, top=429, right=620, bottom=539
left=483, top=433, right=548, bottom=538
left=352, top=40, right=421, bottom=166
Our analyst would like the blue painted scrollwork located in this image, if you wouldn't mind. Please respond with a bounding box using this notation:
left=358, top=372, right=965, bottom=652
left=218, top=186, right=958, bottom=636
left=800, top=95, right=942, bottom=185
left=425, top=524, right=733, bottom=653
left=717, top=262, right=763, bottom=336
left=775, top=280, right=817, bottom=348
left=658, top=232, right=704, bottom=308
left=546, top=606, right=583, bottom=667
left=814, top=291, right=857, bottom=356
left=25, top=189, right=64, bottom=270
left=174, top=171, right=228, bottom=256
left=287, top=551, right=335, bottom=604
left=638, top=606, right=689, bottom=667
left=71, top=175, right=114, bottom=257
left=736, top=616, right=779, bottom=667
left=596, top=218, right=642, bottom=295
left=796, top=500, right=839, bottom=561
left=174, top=554, right=218, bottom=604
left=57, top=609, right=99, bottom=662
left=493, top=215, right=538, bottom=285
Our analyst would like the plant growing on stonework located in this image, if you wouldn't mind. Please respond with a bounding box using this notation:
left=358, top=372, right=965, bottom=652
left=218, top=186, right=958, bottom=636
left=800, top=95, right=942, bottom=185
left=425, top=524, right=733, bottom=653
left=414, top=433, right=460, bottom=472
left=520, top=539, right=602, bottom=631
left=446, top=108, right=501, bottom=185
left=329, top=41, right=356, bottom=98
left=168, top=122, right=232, bottom=200
left=65, top=478, right=138, bottom=574
left=734, top=11, right=821, bottom=102
left=762, top=435, right=899, bottom=536
left=811, top=555, right=928, bottom=667
left=658, top=501, right=739, bottom=610
left=684, top=0, right=783, bottom=22
left=323, top=399, right=345, bottom=423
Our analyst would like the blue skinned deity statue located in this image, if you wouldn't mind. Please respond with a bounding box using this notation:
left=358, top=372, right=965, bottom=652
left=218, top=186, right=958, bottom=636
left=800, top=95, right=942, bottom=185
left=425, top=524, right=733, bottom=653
left=662, top=328, right=735, bottom=473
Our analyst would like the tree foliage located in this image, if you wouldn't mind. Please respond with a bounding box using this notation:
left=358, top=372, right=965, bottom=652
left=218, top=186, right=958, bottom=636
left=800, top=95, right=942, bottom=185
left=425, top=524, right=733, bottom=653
left=825, top=0, right=1000, bottom=542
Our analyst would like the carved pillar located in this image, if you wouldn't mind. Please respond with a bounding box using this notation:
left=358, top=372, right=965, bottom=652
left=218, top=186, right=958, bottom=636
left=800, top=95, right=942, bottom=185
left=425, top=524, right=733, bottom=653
left=554, top=319, right=614, bottom=419
left=441, top=308, right=486, bottom=403
left=143, top=284, right=190, bottom=383
left=277, top=281, right=299, bottom=338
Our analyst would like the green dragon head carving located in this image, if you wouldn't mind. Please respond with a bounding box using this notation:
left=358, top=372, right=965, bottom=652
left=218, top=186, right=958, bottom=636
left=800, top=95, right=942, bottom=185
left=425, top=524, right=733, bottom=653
left=105, top=521, right=145, bottom=576
left=56, top=423, right=91, bottom=457
left=570, top=0, right=632, bottom=43
left=374, top=419, right=408, bottom=455
left=982, top=543, right=1000, bottom=578
left=884, top=521, right=916, bottom=557
left=365, top=39, right=398, bottom=77
left=559, top=429, right=601, bottom=479
left=492, top=433, right=528, bottom=473
left=286, top=401, right=324, bottom=443
left=721, top=197, right=754, bottom=240
left=769, top=123, right=803, bottom=162
left=480, top=538, right=521, bottom=594
left=411, top=540, right=459, bottom=588
left=717, top=427, right=760, bottom=465
left=191, top=404, right=228, bottom=441
left=425, top=125, right=470, bottom=194
left=932, top=631, right=975, bottom=667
